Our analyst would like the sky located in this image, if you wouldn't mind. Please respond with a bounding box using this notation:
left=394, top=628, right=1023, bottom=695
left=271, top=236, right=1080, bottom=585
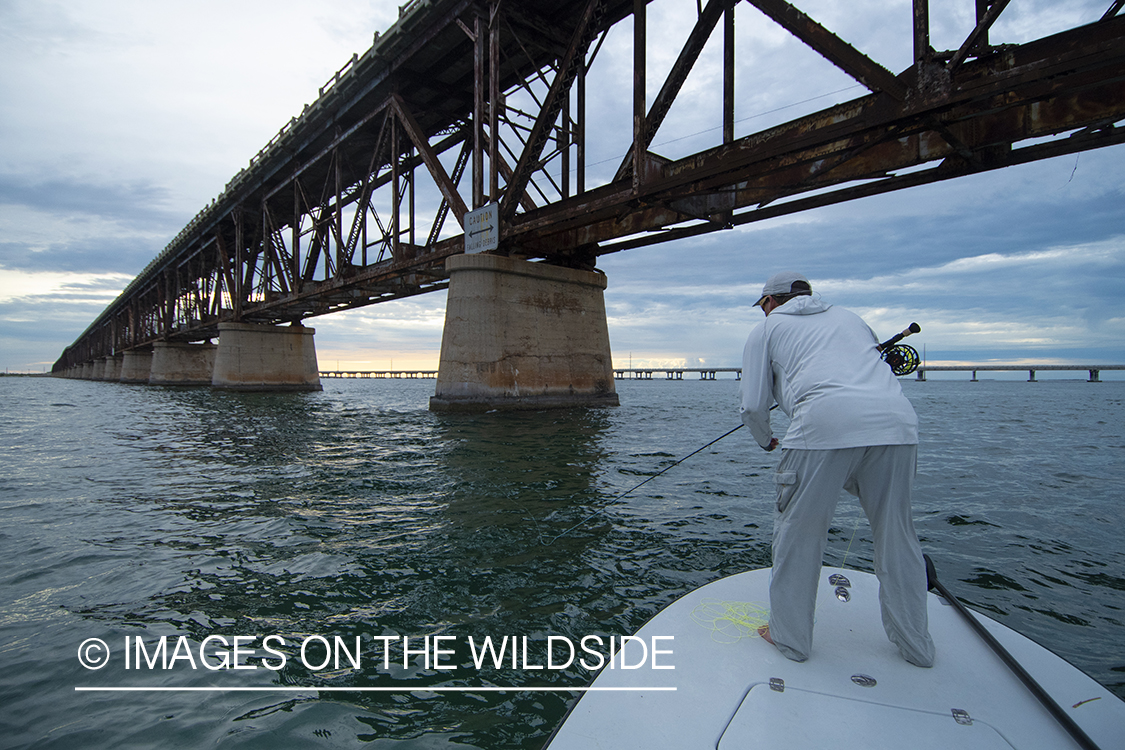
left=1, top=0, right=1123, bottom=375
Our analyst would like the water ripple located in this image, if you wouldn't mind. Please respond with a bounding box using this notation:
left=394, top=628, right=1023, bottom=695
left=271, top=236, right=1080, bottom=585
left=1, top=377, right=1123, bottom=747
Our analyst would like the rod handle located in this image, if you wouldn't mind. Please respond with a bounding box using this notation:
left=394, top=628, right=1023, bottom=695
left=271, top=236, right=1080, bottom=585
left=878, top=322, right=921, bottom=352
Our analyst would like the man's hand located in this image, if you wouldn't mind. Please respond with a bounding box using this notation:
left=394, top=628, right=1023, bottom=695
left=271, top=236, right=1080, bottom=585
left=764, top=438, right=779, bottom=452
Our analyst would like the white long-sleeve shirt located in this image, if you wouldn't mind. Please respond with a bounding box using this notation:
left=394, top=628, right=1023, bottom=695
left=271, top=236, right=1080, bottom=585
left=740, top=296, right=918, bottom=450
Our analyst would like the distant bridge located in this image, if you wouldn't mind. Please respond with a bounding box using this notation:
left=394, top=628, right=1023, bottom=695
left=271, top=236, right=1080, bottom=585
left=611, top=365, right=1125, bottom=381
left=321, top=370, right=437, bottom=379
left=914, top=364, right=1125, bottom=382
left=615, top=367, right=742, bottom=380
left=53, top=1, right=1125, bottom=408
left=309, top=365, right=1125, bottom=382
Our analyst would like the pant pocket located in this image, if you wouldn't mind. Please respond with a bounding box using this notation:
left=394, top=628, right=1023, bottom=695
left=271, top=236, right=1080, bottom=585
left=775, top=470, right=798, bottom=513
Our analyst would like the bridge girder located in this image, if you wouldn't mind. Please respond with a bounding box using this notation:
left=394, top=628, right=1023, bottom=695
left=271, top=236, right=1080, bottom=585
left=55, top=0, right=1125, bottom=372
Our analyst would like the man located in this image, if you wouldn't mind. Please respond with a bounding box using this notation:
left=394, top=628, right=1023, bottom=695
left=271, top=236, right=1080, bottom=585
left=740, top=271, right=935, bottom=667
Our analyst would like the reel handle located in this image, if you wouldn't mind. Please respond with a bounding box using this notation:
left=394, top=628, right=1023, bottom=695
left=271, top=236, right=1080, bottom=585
left=877, top=322, right=921, bottom=352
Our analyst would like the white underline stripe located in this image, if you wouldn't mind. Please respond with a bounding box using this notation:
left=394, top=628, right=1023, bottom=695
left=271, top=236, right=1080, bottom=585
left=75, top=686, right=676, bottom=692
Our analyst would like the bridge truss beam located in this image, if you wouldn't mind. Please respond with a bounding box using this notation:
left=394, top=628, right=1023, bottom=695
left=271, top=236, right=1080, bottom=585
left=55, top=0, right=1125, bottom=373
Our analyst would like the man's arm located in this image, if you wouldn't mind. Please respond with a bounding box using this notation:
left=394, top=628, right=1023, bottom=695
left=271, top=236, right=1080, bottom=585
left=739, top=326, right=777, bottom=450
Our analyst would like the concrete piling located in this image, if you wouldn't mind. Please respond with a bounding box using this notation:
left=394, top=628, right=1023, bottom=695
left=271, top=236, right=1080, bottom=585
left=212, top=322, right=322, bottom=392
left=430, top=254, right=618, bottom=412
left=119, top=349, right=154, bottom=384
left=149, top=341, right=217, bottom=386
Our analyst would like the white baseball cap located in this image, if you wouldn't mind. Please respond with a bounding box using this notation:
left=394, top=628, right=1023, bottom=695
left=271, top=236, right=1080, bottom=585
left=754, top=271, right=810, bottom=307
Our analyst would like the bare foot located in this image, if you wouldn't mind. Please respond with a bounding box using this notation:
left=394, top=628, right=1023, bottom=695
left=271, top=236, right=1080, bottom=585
left=758, top=624, right=774, bottom=645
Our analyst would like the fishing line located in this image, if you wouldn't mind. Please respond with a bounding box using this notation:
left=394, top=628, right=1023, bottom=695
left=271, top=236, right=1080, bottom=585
left=533, top=423, right=748, bottom=546
left=689, top=598, right=770, bottom=643
left=837, top=517, right=864, bottom=571
left=692, top=513, right=868, bottom=644
left=532, top=323, right=922, bottom=547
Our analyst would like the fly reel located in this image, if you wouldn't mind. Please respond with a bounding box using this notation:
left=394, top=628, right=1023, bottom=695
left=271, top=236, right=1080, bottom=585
left=881, top=344, right=920, bottom=376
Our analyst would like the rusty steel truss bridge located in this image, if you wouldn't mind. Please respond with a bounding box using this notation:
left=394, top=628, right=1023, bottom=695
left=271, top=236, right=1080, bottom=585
left=54, top=0, right=1125, bottom=372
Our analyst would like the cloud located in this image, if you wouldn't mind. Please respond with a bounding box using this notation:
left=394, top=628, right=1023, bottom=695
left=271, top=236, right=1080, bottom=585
left=0, top=172, right=183, bottom=275
left=0, top=267, right=132, bottom=306
left=0, top=214, right=175, bottom=276
left=820, top=237, right=1124, bottom=292
left=309, top=294, right=448, bottom=351
left=602, top=229, right=1125, bottom=366
left=0, top=172, right=173, bottom=221
left=0, top=1, right=399, bottom=204
left=0, top=265, right=135, bottom=370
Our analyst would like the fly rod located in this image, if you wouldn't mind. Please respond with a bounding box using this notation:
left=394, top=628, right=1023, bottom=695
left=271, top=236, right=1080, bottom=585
left=536, top=423, right=748, bottom=546
left=878, top=322, right=921, bottom=351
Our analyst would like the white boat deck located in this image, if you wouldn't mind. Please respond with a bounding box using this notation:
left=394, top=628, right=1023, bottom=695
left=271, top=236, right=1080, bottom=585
left=545, top=567, right=1124, bottom=749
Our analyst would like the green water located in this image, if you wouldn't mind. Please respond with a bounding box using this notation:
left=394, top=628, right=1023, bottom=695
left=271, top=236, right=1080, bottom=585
left=1, top=377, right=1122, bottom=747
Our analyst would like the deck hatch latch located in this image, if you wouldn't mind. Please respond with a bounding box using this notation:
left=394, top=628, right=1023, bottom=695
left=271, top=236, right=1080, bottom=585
left=952, top=708, right=973, bottom=725
left=769, top=677, right=785, bottom=693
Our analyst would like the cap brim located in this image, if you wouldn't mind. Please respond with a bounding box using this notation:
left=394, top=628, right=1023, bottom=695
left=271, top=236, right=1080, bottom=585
left=753, top=296, right=768, bottom=307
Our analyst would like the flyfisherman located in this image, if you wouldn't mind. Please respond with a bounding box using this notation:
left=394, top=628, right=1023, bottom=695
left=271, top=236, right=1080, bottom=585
left=740, top=271, right=935, bottom=667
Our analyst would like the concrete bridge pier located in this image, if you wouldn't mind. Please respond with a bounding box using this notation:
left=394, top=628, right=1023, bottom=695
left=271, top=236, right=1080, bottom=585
left=92, top=358, right=107, bottom=380
left=104, top=355, right=123, bottom=381
left=120, top=349, right=154, bottom=384
left=429, top=254, right=618, bottom=412
left=149, top=341, right=217, bottom=386
left=212, top=322, right=322, bottom=391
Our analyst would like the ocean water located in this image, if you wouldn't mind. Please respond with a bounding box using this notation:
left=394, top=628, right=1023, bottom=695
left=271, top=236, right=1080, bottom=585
left=1, top=375, right=1122, bottom=748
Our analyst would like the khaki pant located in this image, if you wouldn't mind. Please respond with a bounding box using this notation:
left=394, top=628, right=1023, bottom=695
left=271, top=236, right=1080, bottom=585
left=768, top=444, right=935, bottom=667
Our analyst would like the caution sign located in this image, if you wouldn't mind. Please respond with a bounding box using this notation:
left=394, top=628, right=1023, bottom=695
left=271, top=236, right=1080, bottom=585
left=464, top=203, right=498, bottom=254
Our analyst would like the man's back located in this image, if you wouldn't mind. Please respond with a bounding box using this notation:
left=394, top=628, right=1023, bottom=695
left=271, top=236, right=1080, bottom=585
left=746, top=296, right=917, bottom=449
